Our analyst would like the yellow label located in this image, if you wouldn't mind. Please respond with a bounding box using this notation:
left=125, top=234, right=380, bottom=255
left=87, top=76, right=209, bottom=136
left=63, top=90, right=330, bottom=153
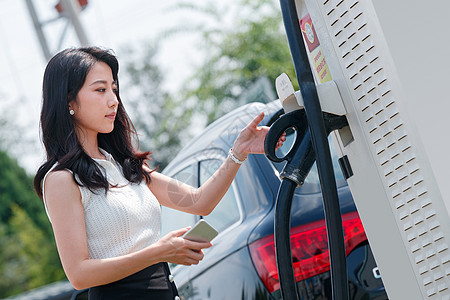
left=300, top=14, right=332, bottom=83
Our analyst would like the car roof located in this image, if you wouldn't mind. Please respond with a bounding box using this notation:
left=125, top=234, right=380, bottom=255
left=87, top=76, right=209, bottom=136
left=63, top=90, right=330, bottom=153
left=164, top=101, right=282, bottom=172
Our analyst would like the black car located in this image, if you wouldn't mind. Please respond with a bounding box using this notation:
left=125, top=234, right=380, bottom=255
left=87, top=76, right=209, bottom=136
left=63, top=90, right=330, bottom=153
left=161, top=101, right=388, bottom=299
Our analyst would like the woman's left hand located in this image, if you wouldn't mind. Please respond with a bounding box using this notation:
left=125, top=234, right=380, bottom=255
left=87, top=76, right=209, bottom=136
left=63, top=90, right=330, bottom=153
left=232, top=112, right=286, bottom=161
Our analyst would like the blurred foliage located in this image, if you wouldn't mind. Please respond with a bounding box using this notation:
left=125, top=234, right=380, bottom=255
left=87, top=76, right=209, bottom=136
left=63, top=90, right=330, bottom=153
left=0, top=151, right=65, bottom=298
left=0, top=99, right=40, bottom=168
left=0, top=205, right=64, bottom=297
left=0, top=102, right=21, bottom=152
left=120, top=44, right=189, bottom=169
left=177, top=0, right=297, bottom=124
left=0, top=151, right=49, bottom=234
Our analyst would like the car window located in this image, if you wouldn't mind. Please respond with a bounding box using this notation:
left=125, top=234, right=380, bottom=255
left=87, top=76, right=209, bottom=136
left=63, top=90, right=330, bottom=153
left=199, top=159, right=240, bottom=232
left=272, top=130, right=346, bottom=193
left=160, top=165, right=198, bottom=236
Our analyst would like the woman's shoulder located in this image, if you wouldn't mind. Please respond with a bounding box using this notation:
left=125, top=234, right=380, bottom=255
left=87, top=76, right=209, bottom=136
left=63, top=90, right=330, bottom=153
left=44, top=169, right=79, bottom=197
left=42, top=169, right=82, bottom=222
left=45, top=169, right=75, bottom=184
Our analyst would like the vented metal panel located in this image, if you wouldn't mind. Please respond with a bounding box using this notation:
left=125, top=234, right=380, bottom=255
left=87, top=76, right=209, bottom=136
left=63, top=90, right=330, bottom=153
left=301, top=0, right=450, bottom=298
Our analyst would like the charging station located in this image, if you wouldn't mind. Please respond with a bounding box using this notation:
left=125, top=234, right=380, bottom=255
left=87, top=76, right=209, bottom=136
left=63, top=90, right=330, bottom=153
left=269, top=0, right=450, bottom=299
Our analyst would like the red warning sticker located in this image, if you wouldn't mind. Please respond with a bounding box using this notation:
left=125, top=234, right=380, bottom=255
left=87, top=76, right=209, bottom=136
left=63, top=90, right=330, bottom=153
left=300, top=14, right=332, bottom=83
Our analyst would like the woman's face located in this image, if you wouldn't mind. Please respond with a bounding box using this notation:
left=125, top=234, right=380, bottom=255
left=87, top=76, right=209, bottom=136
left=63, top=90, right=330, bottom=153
left=69, top=61, right=119, bottom=140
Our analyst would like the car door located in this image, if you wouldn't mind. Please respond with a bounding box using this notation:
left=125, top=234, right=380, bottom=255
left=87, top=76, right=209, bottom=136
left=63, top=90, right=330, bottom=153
left=198, top=158, right=242, bottom=234
left=160, top=162, right=200, bottom=296
left=188, top=152, right=264, bottom=300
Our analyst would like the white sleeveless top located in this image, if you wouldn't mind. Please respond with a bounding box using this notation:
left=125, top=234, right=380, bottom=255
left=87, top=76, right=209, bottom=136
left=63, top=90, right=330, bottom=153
left=42, top=149, right=161, bottom=259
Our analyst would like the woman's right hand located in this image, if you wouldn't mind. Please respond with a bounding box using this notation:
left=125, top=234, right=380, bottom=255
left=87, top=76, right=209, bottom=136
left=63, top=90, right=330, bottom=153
left=157, top=227, right=212, bottom=266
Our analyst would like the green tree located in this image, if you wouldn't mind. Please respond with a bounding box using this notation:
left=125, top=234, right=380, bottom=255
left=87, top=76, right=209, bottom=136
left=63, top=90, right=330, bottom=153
left=0, top=99, right=40, bottom=172
left=120, top=44, right=191, bottom=169
left=178, top=0, right=296, bottom=124
left=0, top=205, right=64, bottom=297
left=0, top=151, right=49, bottom=235
left=0, top=150, right=65, bottom=297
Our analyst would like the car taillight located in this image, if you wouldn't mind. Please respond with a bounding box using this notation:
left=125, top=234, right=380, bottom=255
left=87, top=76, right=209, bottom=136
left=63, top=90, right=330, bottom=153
left=249, top=211, right=367, bottom=293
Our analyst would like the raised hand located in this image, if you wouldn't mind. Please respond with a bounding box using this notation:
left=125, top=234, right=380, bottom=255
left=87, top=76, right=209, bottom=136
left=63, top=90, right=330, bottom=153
left=232, top=112, right=286, bottom=160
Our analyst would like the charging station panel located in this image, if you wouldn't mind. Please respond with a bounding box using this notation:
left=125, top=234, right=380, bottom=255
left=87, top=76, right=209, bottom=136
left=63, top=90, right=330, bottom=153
left=293, top=0, right=450, bottom=298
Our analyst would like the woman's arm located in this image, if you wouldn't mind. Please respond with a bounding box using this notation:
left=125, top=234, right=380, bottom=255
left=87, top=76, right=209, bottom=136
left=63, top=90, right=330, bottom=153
left=44, top=170, right=211, bottom=290
left=149, top=155, right=240, bottom=215
left=149, top=112, right=285, bottom=215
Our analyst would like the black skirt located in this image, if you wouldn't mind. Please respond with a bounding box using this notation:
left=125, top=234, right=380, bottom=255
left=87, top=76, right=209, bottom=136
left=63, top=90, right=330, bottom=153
left=88, top=262, right=179, bottom=300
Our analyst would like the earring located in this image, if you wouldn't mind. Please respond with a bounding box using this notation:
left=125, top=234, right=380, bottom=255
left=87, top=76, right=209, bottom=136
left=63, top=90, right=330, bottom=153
left=69, top=109, right=75, bottom=115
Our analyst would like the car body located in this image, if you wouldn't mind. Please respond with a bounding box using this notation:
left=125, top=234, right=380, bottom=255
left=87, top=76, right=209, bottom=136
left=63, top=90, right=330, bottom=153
left=161, top=101, right=388, bottom=299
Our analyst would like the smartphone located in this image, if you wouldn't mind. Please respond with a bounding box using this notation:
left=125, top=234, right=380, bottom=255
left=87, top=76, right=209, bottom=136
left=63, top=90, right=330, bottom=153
left=183, top=219, right=218, bottom=242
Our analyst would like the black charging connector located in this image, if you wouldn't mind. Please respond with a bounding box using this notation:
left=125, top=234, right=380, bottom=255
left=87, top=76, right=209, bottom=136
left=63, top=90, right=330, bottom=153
left=265, top=108, right=349, bottom=300
left=264, top=0, right=351, bottom=299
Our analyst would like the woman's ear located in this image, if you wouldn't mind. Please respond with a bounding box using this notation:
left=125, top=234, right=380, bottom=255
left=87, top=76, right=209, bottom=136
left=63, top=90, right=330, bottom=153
left=68, top=100, right=76, bottom=116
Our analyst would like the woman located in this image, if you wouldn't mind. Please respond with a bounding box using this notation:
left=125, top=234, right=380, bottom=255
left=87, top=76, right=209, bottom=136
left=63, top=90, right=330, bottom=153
left=34, top=47, right=284, bottom=299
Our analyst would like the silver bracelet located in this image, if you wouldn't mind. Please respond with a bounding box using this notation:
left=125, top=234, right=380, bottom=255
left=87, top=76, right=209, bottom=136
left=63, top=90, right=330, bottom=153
left=228, top=149, right=246, bottom=165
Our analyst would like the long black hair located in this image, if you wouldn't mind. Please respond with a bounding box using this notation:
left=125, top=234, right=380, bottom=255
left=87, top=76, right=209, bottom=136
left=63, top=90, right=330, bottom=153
left=34, top=47, right=151, bottom=198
